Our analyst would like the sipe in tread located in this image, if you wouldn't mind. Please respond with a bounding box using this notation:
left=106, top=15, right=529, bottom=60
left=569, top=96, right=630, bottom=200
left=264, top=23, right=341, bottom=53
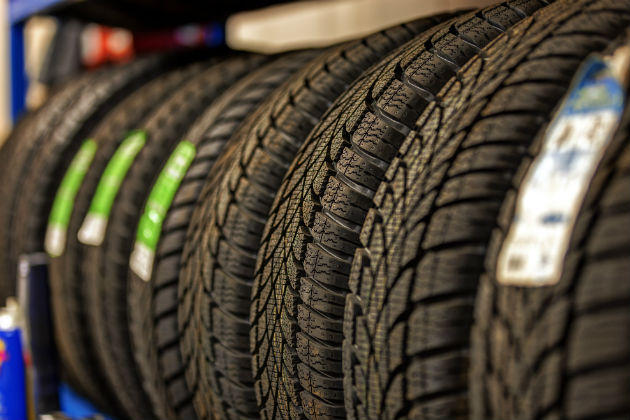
left=250, top=1, right=554, bottom=419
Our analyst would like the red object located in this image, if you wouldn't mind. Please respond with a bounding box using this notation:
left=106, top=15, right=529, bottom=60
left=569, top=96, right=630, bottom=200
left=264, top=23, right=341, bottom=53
left=82, top=25, right=134, bottom=68
left=133, top=25, right=205, bottom=52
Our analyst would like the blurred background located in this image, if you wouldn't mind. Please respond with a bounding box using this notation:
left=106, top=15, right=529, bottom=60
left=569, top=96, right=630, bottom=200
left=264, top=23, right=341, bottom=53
left=0, top=0, right=494, bottom=144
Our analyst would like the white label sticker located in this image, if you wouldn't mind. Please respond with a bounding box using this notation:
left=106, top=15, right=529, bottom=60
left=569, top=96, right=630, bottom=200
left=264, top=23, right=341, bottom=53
left=129, top=241, right=154, bottom=282
left=77, top=214, right=108, bottom=246
left=497, top=51, right=626, bottom=287
left=44, top=225, right=66, bottom=258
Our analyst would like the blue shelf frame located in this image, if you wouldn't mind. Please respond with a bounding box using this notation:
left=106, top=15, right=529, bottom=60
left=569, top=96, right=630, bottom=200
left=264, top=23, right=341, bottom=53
left=9, top=0, right=65, bottom=24
left=9, top=21, right=27, bottom=122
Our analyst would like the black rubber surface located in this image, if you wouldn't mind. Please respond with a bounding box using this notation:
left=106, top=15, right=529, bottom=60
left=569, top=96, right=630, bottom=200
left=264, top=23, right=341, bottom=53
left=250, top=2, right=553, bottom=419
left=48, top=61, right=205, bottom=416
left=177, top=17, right=452, bottom=420
left=470, top=59, right=630, bottom=420
left=176, top=49, right=334, bottom=420
left=2, top=54, right=192, bottom=410
left=127, top=51, right=314, bottom=420
left=0, top=73, right=95, bottom=300
left=12, top=55, right=177, bottom=268
left=0, top=111, right=35, bottom=300
left=0, top=111, right=35, bottom=210
left=337, top=1, right=629, bottom=419
left=83, top=55, right=263, bottom=420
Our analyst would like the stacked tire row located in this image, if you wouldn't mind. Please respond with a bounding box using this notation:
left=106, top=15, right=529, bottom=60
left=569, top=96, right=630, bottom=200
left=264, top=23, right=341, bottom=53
left=0, top=1, right=628, bottom=419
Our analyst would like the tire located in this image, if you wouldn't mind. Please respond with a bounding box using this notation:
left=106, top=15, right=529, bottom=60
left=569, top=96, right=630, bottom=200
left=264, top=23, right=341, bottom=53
left=177, top=15, right=452, bottom=420
left=338, top=1, right=629, bottom=420
left=0, top=110, right=36, bottom=298
left=0, top=111, right=35, bottom=197
left=0, top=73, right=95, bottom=299
left=83, top=54, right=264, bottom=420
left=47, top=60, right=205, bottom=417
left=469, top=55, right=630, bottom=419
left=127, top=50, right=316, bottom=420
left=8, top=53, right=194, bottom=410
left=250, top=1, right=553, bottom=419
left=10, top=54, right=181, bottom=273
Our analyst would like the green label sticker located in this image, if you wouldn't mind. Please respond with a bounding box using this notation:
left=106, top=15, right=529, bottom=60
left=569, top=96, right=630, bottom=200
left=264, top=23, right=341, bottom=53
left=45, top=139, right=98, bottom=257
left=130, top=140, right=196, bottom=281
left=78, top=130, right=146, bottom=246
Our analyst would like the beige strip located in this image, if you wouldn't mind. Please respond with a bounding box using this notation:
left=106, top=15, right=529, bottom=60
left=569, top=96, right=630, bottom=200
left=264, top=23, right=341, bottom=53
left=227, top=0, right=498, bottom=53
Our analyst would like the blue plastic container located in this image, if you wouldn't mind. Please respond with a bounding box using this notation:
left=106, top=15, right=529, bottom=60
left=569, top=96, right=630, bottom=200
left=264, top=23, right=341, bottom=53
left=0, top=307, right=26, bottom=420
